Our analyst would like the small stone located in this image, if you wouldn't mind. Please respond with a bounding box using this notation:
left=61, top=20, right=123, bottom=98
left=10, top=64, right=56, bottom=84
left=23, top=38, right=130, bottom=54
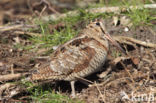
left=53, top=45, right=59, bottom=50
left=9, top=49, right=13, bottom=52
left=124, top=27, right=129, bottom=32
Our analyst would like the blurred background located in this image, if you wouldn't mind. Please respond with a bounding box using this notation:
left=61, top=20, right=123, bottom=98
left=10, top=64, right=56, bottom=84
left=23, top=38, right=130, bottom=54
left=0, top=0, right=154, bottom=25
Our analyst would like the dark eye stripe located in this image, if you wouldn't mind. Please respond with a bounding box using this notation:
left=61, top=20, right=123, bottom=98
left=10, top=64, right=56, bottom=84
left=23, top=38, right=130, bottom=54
left=96, top=22, right=100, bottom=26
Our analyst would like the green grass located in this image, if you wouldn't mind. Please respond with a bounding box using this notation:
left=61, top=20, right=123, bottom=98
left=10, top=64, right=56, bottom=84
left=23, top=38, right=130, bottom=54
left=111, top=50, right=122, bottom=58
left=118, top=0, right=156, bottom=27
left=18, top=9, right=111, bottom=55
left=125, top=7, right=156, bottom=26
left=31, top=87, right=82, bottom=103
left=24, top=9, right=155, bottom=53
left=89, top=0, right=152, bottom=8
left=19, top=79, right=83, bottom=103
left=16, top=0, right=156, bottom=52
left=88, top=0, right=156, bottom=27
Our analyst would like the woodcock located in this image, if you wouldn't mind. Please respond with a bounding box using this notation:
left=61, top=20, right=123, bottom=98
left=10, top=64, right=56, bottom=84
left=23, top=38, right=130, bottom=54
left=31, top=19, right=125, bottom=97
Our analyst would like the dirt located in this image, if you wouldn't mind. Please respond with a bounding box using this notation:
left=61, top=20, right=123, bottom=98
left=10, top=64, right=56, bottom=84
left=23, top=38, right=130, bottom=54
left=104, top=18, right=156, bottom=43
left=78, top=47, right=156, bottom=103
left=0, top=0, right=156, bottom=103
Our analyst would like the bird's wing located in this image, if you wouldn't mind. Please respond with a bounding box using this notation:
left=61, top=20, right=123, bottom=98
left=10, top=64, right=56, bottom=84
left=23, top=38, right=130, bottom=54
left=50, top=36, right=97, bottom=75
left=31, top=35, right=107, bottom=80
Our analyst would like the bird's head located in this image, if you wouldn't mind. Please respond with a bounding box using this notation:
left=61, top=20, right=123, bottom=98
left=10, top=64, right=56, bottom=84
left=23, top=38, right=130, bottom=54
left=87, top=19, right=126, bottom=54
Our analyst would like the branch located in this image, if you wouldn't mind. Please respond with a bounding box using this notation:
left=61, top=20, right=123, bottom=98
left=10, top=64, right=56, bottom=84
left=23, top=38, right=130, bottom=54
left=0, top=24, right=36, bottom=32
left=113, top=36, right=156, bottom=48
left=0, top=83, right=15, bottom=100
left=41, top=4, right=156, bottom=21
left=0, top=73, right=28, bottom=82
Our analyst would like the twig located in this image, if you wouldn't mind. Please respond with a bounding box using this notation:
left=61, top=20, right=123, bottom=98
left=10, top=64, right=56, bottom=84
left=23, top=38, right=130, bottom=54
left=41, top=4, right=156, bottom=21
left=0, top=24, right=36, bottom=32
left=0, top=73, right=28, bottom=82
left=0, top=83, right=25, bottom=100
left=35, top=56, right=50, bottom=59
left=40, top=5, right=47, bottom=17
left=90, top=72, right=150, bottom=89
left=32, top=0, right=60, bottom=14
left=42, top=0, right=60, bottom=14
left=94, top=82, right=105, bottom=102
left=14, top=31, right=42, bottom=37
left=0, top=83, right=15, bottom=100
left=113, top=36, right=156, bottom=48
left=98, top=66, right=112, bottom=78
left=10, top=64, right=14, bottom=74
left=119, top=61, right=135, bottom=83
left=0, top=25, right=24, bottom=32
left=76, top=76, right=93, bottom=84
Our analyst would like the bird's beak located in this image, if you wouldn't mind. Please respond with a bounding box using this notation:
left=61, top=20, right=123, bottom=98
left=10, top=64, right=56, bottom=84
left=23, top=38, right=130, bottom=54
left=104, top=33, right=126, bottom=54
left=99, top=22, right=126, bottom=55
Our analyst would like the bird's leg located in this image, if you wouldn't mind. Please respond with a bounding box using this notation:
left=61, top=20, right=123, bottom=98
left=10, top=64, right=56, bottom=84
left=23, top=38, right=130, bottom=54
left=70, top=81, right=76, bottom=97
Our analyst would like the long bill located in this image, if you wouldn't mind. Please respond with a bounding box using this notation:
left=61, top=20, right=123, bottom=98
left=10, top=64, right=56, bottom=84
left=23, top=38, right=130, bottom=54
left=104, top=33, right=126, bottom=55
left=99, top=22, right=126, bottom=55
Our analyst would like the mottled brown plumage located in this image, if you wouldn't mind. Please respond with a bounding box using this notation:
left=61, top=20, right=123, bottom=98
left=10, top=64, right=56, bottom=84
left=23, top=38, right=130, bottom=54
left=31, top=19, right=125, bottom=97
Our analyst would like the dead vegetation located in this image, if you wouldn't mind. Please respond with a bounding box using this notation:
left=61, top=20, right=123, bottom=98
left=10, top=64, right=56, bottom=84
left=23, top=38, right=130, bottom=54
left=0, top=0, right=156, bottom=103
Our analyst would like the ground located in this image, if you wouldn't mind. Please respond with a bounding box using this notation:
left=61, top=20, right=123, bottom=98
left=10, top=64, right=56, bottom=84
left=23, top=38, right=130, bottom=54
left=0, top=0, right=156, bottom=103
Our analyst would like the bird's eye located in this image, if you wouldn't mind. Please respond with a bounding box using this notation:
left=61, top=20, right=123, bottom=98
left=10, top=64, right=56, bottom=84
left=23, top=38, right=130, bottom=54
left=96, top=22, right=100, bottom=26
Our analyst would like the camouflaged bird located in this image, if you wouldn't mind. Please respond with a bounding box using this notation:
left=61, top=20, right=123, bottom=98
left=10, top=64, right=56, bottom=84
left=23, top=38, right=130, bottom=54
left=31, top=19, right=125, bottom=97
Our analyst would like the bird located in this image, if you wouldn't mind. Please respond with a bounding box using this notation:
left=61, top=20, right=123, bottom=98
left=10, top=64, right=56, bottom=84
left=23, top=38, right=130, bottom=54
left=30, top=19, right=125, bottom=97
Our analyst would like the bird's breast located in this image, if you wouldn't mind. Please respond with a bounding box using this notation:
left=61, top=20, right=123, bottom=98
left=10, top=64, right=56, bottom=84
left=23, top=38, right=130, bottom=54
left=64, top=38, right=109, bottom=81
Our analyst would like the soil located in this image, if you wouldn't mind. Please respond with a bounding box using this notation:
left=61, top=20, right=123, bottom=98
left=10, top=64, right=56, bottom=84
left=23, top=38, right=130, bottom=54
left=0, top=0, right=156, bottom=103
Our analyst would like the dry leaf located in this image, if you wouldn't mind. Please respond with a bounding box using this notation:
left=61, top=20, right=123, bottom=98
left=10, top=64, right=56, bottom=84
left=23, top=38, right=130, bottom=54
left=132, top=57, right=140, bottom=65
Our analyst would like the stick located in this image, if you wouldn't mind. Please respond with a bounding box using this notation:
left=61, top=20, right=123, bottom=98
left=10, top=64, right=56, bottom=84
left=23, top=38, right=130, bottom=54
left=94, top=82, right=105, bottom=102
left=0, top=83, right=15, bottom=100
left=41, top=4, right=156, bottom=21
left=0, top=24, right=36, bottom=32
left=113, top=36, right=156, bottom=48
left=0, top=25, right=24, bottom=32
left=0, top=73, right=28, bottom=82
